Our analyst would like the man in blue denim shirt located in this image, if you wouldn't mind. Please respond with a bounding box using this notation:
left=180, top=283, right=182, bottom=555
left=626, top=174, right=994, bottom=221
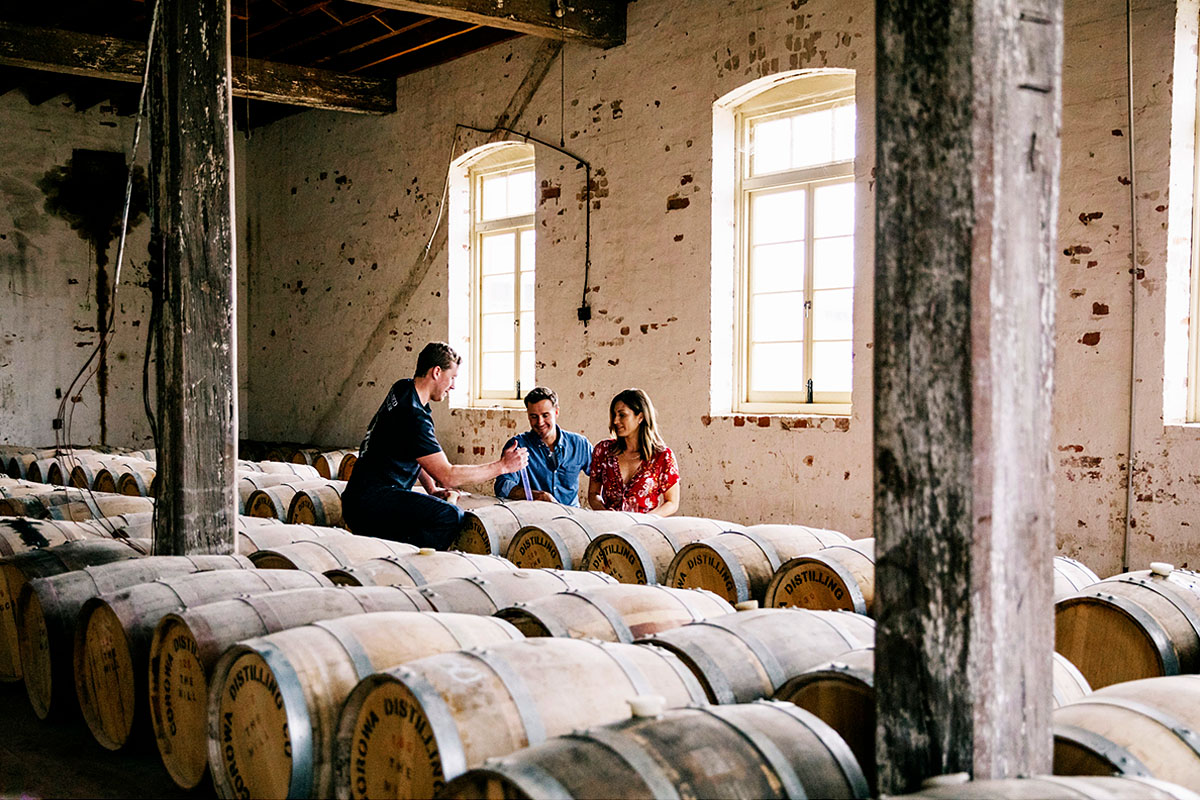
left=494, top=387, right=592, bottom=506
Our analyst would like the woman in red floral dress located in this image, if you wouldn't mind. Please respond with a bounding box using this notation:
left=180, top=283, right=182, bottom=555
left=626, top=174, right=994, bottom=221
left=587, top=388, right=680, bottom=515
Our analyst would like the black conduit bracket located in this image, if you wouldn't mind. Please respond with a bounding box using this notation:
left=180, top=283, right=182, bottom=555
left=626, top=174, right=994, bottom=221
left=455, top=123, right=593, bottom=327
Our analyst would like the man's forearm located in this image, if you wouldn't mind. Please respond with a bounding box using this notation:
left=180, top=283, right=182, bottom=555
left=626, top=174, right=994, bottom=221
left=439, top=460, right=507, bottom=488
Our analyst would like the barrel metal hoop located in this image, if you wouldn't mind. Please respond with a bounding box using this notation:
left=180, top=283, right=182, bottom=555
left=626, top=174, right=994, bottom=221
left=587, top=638, right=656, bottom=698
left=312, top=620, right=376, bottom=681
left=1125, top=577, right=1200, bottom=651
left=461, top=648, right=547, bottom=746
left=253, top=640, right=316, bottom=799
left=807, top=555, right=867, bottom=614
left=755, top=700, right=871, bottom=799
left=573, top=725, right=683, bottom=800
left=733, top=528, right=783, bottom=573
left=700, top=541, right=753, bottom=603
left=573, top=593, right=634, bottom=643
left=391, top=667, right=469, bottom=781
left=695, top=704, right=809, bottom=800
left=1079, top=590, right=1180, bottom=675
left=695, top=617, right=787, bottom=691
left=1076, top=696, right=1200, bottom=756
left=545, top=524, right=575, bottom=570
left=400, top=559, right=427, bottom=587
left=616, top=533, right=658, bottom=584
left=1053, top=722, right=1153, bottom=777
left=481, top=760, right=577, bottom=800
left=237, top=592, right=288, bottom=634
left=652, top=643, right=710, bottom=705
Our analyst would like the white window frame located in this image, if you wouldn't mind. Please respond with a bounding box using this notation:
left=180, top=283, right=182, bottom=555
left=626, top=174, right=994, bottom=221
left=1188, top=54, right=1200, bottom=421
left=734, top=86, right=856, bottom=415
left=469, top=156, right=535, bottom=407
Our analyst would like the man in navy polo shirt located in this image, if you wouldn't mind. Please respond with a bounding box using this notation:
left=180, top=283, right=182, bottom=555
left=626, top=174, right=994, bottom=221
left=342, top=342, right=528, bottom=548
left=494, top=387, right=592, bottom=506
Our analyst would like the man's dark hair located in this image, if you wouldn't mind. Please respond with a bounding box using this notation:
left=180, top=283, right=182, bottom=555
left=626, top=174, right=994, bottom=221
left=524, top=386, right=558, bottom=408
left=414, top=342, right=461, bottom=377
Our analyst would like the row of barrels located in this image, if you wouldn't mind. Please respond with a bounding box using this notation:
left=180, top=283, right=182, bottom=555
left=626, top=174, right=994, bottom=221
left=5, top=502, right=1200, bottom=799
left=238, top=440, right=359, bottom=478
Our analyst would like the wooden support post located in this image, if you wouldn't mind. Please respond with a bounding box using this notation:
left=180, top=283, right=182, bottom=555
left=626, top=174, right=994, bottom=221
left=873, top=0, right=1062, bottom=792
left=148, top=0, right=238, bottom=555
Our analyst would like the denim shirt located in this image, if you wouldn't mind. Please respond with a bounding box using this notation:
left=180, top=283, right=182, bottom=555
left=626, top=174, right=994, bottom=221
left=494, top=427, right=592, bottom=506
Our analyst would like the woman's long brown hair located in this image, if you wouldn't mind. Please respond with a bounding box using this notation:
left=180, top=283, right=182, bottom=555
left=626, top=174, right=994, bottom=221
left=609, top=388, right=667, bottom=462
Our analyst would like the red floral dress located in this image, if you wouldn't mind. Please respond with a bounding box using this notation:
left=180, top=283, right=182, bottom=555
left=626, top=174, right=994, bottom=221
left=589, top=439, right=680, bottom=513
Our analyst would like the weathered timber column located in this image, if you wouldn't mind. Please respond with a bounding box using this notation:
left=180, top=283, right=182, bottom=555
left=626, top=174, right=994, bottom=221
left=874, top=0, right=1061, bottom=792
left=148, top=0, right=238, bottom=555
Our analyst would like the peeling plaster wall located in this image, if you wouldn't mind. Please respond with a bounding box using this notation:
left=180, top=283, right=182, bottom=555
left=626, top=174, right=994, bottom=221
left=245, top=0, right=1199, bottom=569
left=0, top=91, right=250, bottom=449
left=245, top=0, right=877, bottom=537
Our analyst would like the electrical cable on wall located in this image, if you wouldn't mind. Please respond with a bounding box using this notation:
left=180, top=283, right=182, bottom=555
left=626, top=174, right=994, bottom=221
left=51, top=0, right=160, bottom=544
left=453, top=122, right=594, bottom=326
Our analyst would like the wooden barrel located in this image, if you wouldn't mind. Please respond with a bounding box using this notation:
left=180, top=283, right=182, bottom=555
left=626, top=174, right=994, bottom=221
left=7, top=451, right=56, bottom=479
left=116, top=465, right=158, bottom=497
left=440, top=700, right=870, bottom=800
left=312, top=449, right=357, bottom=479
left=327, top=550, right=517, bottom=587
left=208, top=611, right=523, bottom=800
left=249, top=535, right=420, bottom=570
left=0, top=516, right=109, bottom=556
left=506, top=516, right=606, bottom=570
left=290, top=447, right=323, bottom=466
left=1055, top=566, right=1200, bottom=688
left=453, top=501, right=580, bottom=556
left=91, top=467, right=119, bottom=494
left=0, top=537, right=149, bottom=682
left=772, top=648, right=1091, bottom=794
left=333, top=636, right=708, bottom=800
left=638, top=607, right=875, bottom=704
left=29, top=457, right=64, bottom=485
left=255, top=460, right=321, bottom=479
left=496, top=584, right=735, bottom=642
left=666, top=524, right=851, bottom=604
left=1054, top=555, right=1101, bottom=601
left=407, top=568, right=618, bottom=615
left=150, top=586, right=433, bottom=788
left=235, top=522, right=348, bottom=554
left=69, top=456, right=154, bottom=491
left=580, top=517, right=738, bottom=585
left=889, top=776, right=1200, bottom=799
left=1053, top=675, right=1200, bottom=787
left=287, top=482, right=348, bottom=527
left=236, top=471, right=295, bottom=511
left=247, top=479, right=333, bottom=521
left=75, top=568, right=332, bottom=751
left=17, top=554, right=253, bottom=720
left=337, top=452, right=358, bottom=481
left=0, top=486, right=92, bottom=517
left=47, top=494, right=155, bottom=521
left=764, top=538, right=875, bottom=614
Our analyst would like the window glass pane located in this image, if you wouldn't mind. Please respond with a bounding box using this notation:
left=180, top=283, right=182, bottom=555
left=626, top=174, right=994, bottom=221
left=481, top=275, right=514, bottom=312
left=520, top=351, right=535, bottom=393
left=481, top=352, right=514, bottom=392
left=833, top=103, right=856, bottom=162
left=480, top=313, right=514, bottom=350
left=750, top=343, right=805, bottom=392
left=480, top=173, right=508, bottom=221
left=750, top=117, right=791, bottom=176
left=791, top=108, right=836, bottom=169
left=751, top=242, right=805, bottom=293
left=520, top=229, right=535, bottom=271
left=751, top=292, right=805, bottom=343
left=519, top=271, right=535, bottom=311
left=813, top=237, right=854, bottom=290
left=814, top=182, right=855, bottom=238
left=508, top=168, right=534, bottom=217
left=812, top=341, right=853, bottom=393
left=812, top=288, right=853, bottom=341
left=519, top=311, right=534, bottom=351
left=481, top=232, right=516, bottom=276
left=751, top=190, right=805, bottom=245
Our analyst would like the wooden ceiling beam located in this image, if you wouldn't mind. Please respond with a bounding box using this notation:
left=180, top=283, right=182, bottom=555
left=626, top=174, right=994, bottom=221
left=0, top=21, right=396, bottom=114
left=351, top=0, right=625, bottom=48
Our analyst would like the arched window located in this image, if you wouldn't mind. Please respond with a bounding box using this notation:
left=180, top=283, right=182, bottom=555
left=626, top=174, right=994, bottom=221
left=714, top=70, right=857, bottom=414
left=447, top=142, right=535, bottom=407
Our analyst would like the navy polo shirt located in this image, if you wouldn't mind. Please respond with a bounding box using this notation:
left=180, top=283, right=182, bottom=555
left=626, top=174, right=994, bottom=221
left=348, top=378, right=442, bottom=492
left=494, top=427, right=592, bottom=506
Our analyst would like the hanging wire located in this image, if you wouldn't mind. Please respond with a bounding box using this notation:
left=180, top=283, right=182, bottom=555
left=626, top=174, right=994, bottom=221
left=52, top=0, right=161, bottom=544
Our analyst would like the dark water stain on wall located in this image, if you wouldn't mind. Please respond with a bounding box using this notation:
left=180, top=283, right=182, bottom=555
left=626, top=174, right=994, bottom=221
left=37, top=149, right=148, bottom=443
